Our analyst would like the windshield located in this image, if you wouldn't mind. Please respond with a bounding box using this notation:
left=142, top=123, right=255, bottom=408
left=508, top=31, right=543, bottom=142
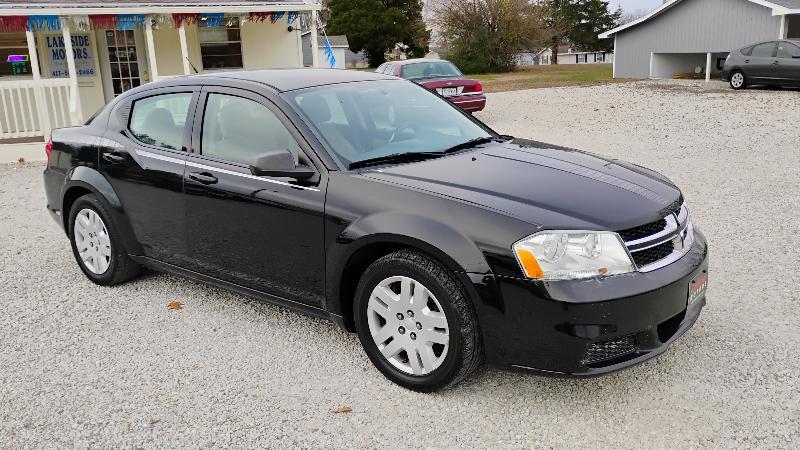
left=284, top=80, right=493, bottom=168
left=400, top=61, right=462, bottom=80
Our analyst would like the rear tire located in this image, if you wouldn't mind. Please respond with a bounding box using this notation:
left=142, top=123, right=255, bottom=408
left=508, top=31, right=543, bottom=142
left=729, top=70, right=746, bottom=90
left=354, top=250, right=483, bottom=392
left=68, top=194, right=139, bottom=286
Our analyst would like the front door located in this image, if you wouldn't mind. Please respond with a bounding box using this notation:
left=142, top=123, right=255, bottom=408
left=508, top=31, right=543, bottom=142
left=775, top=41, right=800, bottom=85
left=100, top=30, right=145, bottom=102
left=183, top=86, right=327, bottom=308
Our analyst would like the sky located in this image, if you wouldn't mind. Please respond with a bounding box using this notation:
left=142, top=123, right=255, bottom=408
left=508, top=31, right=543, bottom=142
left=609, top=0, right=663, bottom=14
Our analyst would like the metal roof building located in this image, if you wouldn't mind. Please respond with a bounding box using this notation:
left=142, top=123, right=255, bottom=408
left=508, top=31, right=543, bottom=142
left=600, top=0, right=800, bottom=79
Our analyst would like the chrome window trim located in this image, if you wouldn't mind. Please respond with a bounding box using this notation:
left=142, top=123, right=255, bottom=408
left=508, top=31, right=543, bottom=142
left=135, top=149, right=321, bottom=192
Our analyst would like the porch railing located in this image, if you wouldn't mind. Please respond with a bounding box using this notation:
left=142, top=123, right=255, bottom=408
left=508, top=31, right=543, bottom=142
left=0, top=78, right=77, bottom=141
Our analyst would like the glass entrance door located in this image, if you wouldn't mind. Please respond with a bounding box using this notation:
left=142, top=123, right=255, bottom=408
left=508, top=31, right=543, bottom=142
left=104, top=30, right=142, bottom=97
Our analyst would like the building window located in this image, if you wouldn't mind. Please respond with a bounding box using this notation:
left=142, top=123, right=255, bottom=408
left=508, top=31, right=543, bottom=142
left=577, top=54, right=587, bottom=63
left=596, top=53, right=604, bottom=62
left=0, top=32, right=32, bottom=77
left=199, top=17, right=243, bottom=70
left=105, top=30, right=141, bottom=96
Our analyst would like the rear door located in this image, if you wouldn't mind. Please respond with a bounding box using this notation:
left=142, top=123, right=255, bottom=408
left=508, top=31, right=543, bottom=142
left=775, top=41, right=800, bottom=85
left=183, top=85, right=327, bottom=308
left=100, top=87, right=199, bottom=264
left=746, top=41, right=778, bottom=81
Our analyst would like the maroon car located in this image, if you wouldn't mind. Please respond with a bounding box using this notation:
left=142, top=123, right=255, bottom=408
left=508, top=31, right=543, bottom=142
left=376, top=59, right=486, bottom=113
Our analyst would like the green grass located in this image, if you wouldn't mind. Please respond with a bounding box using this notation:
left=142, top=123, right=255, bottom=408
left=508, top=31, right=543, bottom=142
left=465, top=64, right=624, bottom=92
left=349, top=63, right=625, bottom=92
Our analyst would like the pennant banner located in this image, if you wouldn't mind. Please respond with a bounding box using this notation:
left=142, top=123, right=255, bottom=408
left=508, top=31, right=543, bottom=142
left=89, top=15, right=116, bottom=30
left=116, top=14, right=145, bottom=30
left=271, top=12, right=285, bottom=23
left=70, top=15, right=91, bottom=32
left=28, top=15, right=61, bottom=32
left=0, top=16, right=28, bottom=32
left=249, top=11, right=273, bottom=23
left=199, top=13, right=224, bottom=27
left=172, top=13, right=198, bottom=28
left=286, top=12, right=299, bottom=25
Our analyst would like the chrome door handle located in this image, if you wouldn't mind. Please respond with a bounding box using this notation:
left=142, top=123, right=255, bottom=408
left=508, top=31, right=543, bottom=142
left=772, top=60, right=779, bottom=65
left=189, top=172, right=218, bottom=185
left=102, top=152, right=126, bottom=164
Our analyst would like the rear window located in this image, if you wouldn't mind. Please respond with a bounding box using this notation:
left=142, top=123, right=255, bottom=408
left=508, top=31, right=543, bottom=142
left=750, top=42, right=776, bottom=57
left=400, top=61, right=462, bottom=80
left=129, top=93, right=193, bottom=150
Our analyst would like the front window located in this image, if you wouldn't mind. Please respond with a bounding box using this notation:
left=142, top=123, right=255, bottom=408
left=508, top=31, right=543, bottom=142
left=400, top=61, right=462, bottom=80
left=285, top=80, right=493, bottom=168
left=577, top=54, right=587, bottom=63
left=777, top=42, right=800, bottom=58
left=199, top=17, right=242, bottom=70
left=0, top=32, right=32, bottom=77
left=596, top=53, right=604, bottom=62
left=201, top=93, right=301, bottom=165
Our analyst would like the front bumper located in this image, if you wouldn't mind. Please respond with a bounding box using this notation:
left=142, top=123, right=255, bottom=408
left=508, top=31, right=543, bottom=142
left=462, top=229, right=708, bottom=376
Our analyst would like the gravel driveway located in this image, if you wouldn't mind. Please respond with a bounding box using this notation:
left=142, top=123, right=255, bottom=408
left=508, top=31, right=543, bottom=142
left=2, top=81, right=799, bottom=448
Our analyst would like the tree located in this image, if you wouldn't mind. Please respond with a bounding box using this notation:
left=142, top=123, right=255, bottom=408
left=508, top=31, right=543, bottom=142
left=618, top=8, right=647, bottom=25
left=431, top=0, right=552, bottom=73
left=325, top=0, right=430, bottom=66
left=548, top=0, right=621, bottom=64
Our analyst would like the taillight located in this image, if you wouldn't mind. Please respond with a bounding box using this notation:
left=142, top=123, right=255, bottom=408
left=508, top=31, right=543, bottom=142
left=464, top=81, right=484, bottom=93
left=45, top=136, right=53, bottom=163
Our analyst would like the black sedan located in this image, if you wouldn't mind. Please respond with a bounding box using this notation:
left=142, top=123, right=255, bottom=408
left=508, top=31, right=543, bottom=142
left=723, top=39, right=800, bottom=89
left=43, top=69, right=708, bottom=391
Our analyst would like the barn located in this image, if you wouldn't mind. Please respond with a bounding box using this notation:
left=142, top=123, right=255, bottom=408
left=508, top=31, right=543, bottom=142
left=600, top=0, right=800, bottom=79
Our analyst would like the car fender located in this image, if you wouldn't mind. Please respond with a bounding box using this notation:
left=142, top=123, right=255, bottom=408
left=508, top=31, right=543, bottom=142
left=61, top=166, right=143, bottom=254
left=325, top=210, right=492, bottom=317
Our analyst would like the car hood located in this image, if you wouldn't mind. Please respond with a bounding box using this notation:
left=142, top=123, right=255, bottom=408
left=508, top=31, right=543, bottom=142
left=359, top=138, right=682, bottom=231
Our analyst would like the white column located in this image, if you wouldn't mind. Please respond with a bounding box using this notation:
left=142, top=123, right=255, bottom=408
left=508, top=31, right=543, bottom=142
left=649, top=52, right=654, bottom=79
left=705, top=52, right=712, bottom=82
left=310, top=10, right=320, bottom=68
left=178, top=24, right=192, bottom=75
left=144, top=17, right=159, bottom=81
left=612, top=36, right=617, bottom=78
left=779, top=15, right=787, bottom=39
left=62, top=22, right=83, bottom=122
left=26, top=29, right=51, bottom=140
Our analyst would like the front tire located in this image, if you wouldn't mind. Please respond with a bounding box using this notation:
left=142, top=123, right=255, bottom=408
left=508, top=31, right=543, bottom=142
left=68, top=194, right=139, bottom=286
left=729, top=70, right=747, bottom=90
left=354, top=250, right=483, bottom=392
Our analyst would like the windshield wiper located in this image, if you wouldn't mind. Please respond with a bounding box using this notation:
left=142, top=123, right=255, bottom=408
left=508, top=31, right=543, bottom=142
left=441, top=136, right=498, bottom=154
left=349, top=151, right=444, bottom=170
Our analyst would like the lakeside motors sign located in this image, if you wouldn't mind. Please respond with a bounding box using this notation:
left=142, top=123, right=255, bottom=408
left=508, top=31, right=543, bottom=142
left=45, top=34, right=96, bottom=78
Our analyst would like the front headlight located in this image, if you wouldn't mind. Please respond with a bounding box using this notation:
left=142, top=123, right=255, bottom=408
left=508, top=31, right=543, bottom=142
left=512, top=231, right=635, bottom=280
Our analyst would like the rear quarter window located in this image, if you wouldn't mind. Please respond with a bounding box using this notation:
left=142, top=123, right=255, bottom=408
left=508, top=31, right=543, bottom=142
left=740, top=46, right=753, bottom=56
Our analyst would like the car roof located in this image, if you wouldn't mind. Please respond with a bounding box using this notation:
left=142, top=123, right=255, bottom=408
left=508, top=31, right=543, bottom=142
left=392, top=58, right=453, bottom=66
left=197, top=68, right=396, bottom=92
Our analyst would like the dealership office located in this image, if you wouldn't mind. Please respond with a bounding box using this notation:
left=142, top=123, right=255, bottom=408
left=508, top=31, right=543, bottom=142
left=0, top=0, right=322, bottom=142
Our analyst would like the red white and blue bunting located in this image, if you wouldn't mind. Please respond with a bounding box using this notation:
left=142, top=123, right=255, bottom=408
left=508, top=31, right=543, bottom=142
left=0, top=11, right=305, bottom=32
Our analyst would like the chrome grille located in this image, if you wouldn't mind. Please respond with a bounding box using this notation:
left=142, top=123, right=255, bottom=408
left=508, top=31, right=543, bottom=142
left=619, top=202, right=693, bottom=271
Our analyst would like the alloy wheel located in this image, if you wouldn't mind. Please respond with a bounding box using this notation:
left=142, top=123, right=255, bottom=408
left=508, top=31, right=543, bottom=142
left=74, top=208, right=112, bottom=275
left=366, top=276, right=450, bottom=375
left=731, top=72, right=744, bottom=88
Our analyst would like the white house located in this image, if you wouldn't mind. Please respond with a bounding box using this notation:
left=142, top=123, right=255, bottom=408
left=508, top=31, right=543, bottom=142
left=301, top=32, right=349, bottom=69
left=0, top=0, right=324, bottom=143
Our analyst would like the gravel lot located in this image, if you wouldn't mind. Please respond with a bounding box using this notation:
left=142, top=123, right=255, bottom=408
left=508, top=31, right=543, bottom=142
left=2, top=80, right=799, bottom=448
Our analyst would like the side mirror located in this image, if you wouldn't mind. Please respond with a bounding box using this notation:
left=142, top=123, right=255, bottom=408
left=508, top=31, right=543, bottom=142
left=249, top=149, right=315, bottom=180
left=793, top=54, right=800, bottom=59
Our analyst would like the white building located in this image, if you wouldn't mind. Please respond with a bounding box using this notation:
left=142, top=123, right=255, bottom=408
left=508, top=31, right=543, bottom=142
left=0, top=0, right=324, bottom=143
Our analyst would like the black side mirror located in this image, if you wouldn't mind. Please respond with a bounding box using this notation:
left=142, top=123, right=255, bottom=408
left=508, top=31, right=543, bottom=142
left=249, top=149, right=315, bottom=180
left=793, top=54, right=800, bottom=59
